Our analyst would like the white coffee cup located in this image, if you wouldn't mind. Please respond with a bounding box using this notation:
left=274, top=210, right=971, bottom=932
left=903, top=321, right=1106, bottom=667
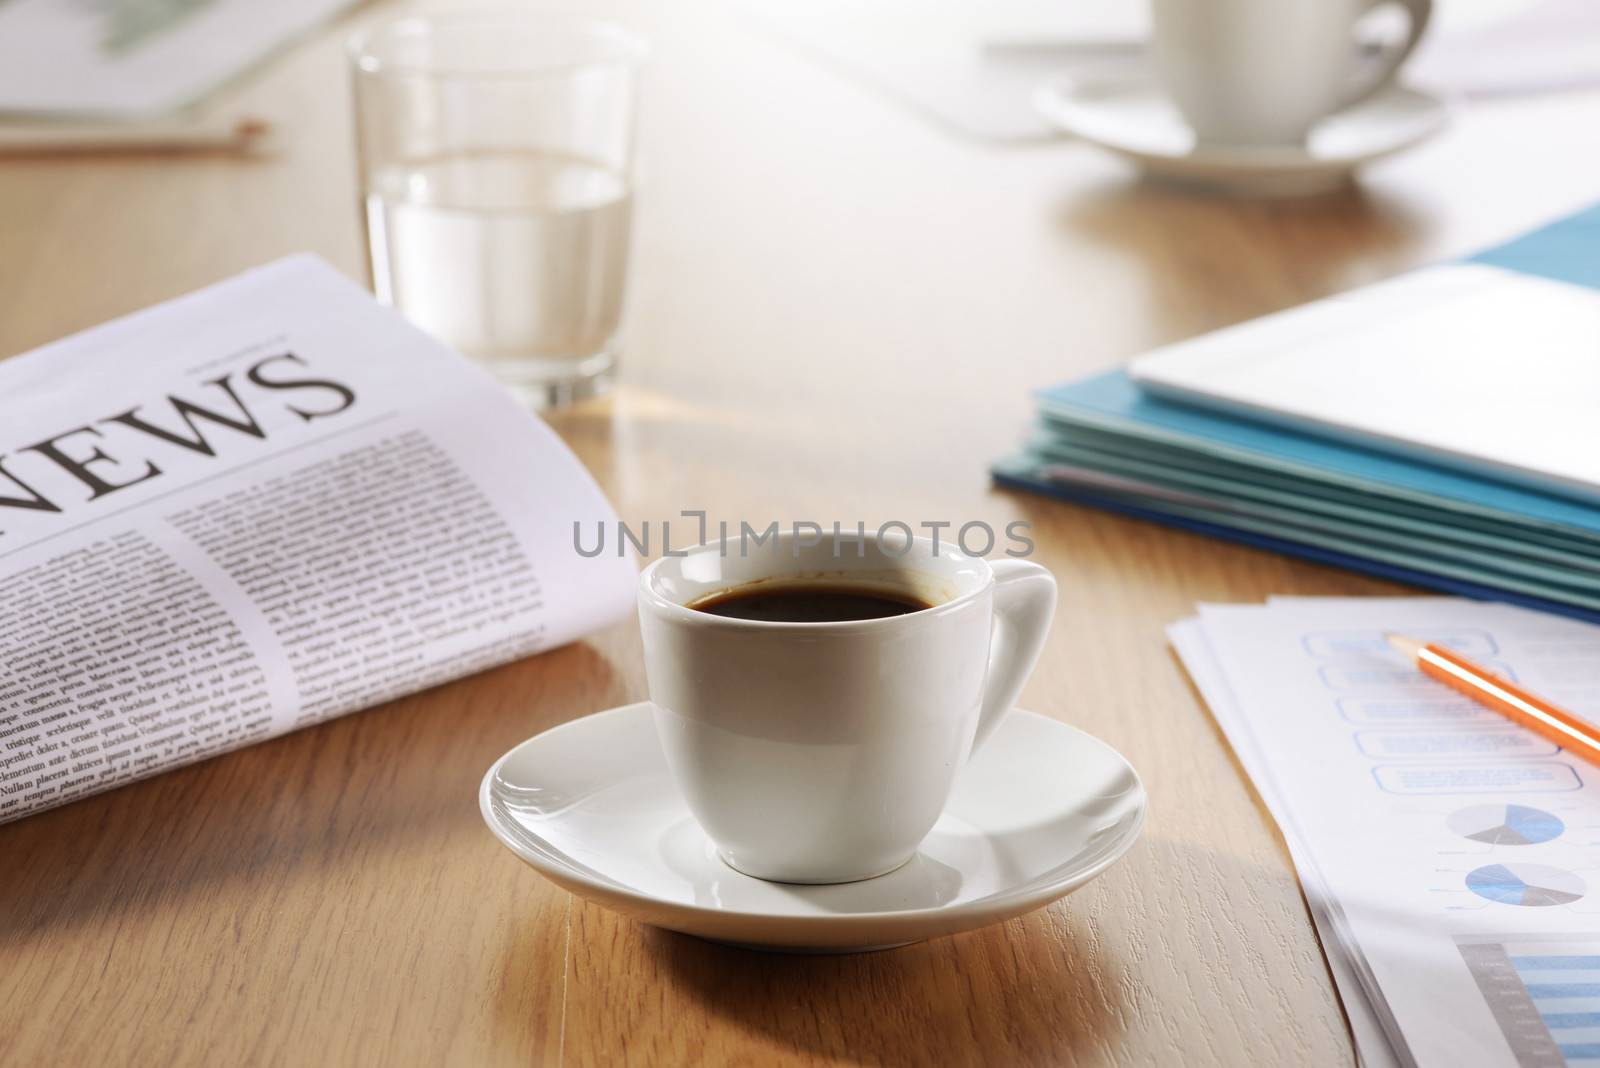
left=1150, top=0, right=1433, bottom=146
left=637, top=530, right=1057, bottom=884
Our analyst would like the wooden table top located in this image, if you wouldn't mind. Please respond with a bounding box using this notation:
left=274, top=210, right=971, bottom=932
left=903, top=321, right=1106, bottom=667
left=2, top=3, right=1597, bottom=1065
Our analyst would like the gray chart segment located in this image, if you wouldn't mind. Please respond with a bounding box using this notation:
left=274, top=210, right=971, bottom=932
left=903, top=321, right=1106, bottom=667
left=1450, top=805, right=1566, bottom=848
left=1520, top=888, right=1584, bottom=907
left=1467, top=827, right=1539, bottom=846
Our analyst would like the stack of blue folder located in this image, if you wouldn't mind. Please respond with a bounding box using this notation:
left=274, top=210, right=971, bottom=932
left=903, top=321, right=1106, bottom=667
left=993, top=205, right=1600, bottom=623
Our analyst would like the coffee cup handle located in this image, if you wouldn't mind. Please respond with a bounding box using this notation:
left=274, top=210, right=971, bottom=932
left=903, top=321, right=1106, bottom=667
left=1340, top=0, right=1433, bottom=110
left=971, top=560, right=1057, bottom=752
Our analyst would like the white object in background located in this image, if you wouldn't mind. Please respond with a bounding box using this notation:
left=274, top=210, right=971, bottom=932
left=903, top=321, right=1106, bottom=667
left=1149, top=0, right=1431, bottom=146
left=0, top=0, right=353, bottom=118
left=743, top=0, right=1150, bottom=142
left=748, top=0, right=1583, bottom=147
left=1035, top=78, right=1450, bottom=196
left=480, top=703, right=1146, bottom=951
left=637, top=532, right=1057, bottom=884
left=1131, top=264, right=1600, bottom=502
left=1411, top=0, right=1600, bottom=97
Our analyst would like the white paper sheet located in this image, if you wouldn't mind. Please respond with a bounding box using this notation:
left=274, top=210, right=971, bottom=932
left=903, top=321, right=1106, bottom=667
left=1174, top=598, right=1600, bottom=1068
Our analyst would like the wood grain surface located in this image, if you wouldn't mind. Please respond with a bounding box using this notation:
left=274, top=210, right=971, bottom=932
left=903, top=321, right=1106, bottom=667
left=1, top=2, right=1597, bottom=1065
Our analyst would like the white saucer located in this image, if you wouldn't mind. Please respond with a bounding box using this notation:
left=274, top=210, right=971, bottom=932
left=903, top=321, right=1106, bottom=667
left=480, top=703, right=1146, bottom=952
left=1036, top=77, right=1451, bottom=196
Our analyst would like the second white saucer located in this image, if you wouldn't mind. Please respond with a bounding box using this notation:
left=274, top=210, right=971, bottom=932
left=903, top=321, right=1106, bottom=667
left=1036, top=77, right=1451, bottom=196
left=481, top=702, right=1146, bottom=952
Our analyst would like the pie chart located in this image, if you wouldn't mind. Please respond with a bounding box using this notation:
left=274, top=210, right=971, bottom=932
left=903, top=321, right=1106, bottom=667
left=1448, top=804, right=1564, bottom=846
left=1466, top=864, right=1585, bottom=907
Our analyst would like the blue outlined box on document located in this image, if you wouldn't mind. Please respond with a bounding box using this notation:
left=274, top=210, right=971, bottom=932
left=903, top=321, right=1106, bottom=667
left=1372, top=763, right=1583, bottom=795
left=1302, top=631, right=1499, bottom=660
left=1354, top=730, right=1560, bottom=760
left=1322, top=662, right=1519, bottom=690
left=1337, top=697, right=1495, bottom=725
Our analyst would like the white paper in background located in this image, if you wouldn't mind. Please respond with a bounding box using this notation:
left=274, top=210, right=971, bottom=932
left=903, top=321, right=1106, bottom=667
left=0, top=0, right=355, bottom=118
left=1176, top=598, right=1600, bottom=1068
left=747, top=0, right=1600, bottom=144
left=1408, top=0, right=1600, bottom=97
left=743, top=0, right=1148, bottom=142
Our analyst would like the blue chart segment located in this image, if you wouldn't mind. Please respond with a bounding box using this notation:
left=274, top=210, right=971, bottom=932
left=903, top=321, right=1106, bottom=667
left=1451, top=804, right=1566, bottom=846
left=1462, top=937, right=1600, bottom=1067
left=1468, top=864, right=1586, bottom=908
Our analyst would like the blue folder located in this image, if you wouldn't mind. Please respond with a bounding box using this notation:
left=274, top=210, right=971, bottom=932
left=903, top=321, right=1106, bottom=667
left=994, top=203, right=1600, bottom=622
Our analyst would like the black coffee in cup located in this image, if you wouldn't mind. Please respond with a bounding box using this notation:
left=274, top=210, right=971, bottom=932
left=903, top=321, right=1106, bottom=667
left=688, top=583, right=932, bottom=623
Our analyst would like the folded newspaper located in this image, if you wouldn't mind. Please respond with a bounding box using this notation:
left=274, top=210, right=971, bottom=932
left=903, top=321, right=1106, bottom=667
left=0, top=256, right=636, bottom=823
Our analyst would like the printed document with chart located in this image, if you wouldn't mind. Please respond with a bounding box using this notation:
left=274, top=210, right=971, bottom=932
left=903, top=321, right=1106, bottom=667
left=1173, top=598, right=1600, bottom=1068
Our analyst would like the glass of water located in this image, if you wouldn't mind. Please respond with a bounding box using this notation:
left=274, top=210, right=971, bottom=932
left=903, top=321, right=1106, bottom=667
left=349, top=13, right=645, bottom=408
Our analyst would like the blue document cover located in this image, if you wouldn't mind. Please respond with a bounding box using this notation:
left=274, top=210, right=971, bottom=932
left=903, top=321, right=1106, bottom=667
left=996, top=203, right=1600, bottom=619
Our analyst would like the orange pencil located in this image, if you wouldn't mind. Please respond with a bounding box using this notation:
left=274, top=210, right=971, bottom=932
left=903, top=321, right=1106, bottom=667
left=1386, top=634, right=1600, bottom=768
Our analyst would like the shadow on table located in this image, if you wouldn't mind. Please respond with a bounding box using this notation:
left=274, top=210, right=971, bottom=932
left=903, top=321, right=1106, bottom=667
left=0, top=638, right=627, bottom=945
left=614, top=829, right=1363, bottom=1065
left=1050, top=178, right=1435, bottom=342
left=636, top=907, right=1128, bottom=1065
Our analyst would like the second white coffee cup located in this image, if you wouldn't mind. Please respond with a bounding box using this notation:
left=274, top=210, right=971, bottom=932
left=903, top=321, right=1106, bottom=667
left=638, top=530, right=1056, bottom=884
left=1151, top=0, right=1433, bottom=146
